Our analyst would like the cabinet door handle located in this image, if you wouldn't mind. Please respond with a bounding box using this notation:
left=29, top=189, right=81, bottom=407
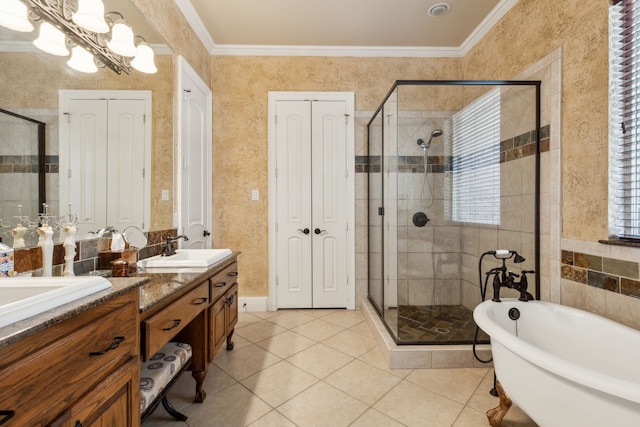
left=89, top=336, right=125, bottom=356
left=214, top=281, right=226, bottom=288
left=228, top=272, right=238, bottom=277
left=162, top=319, right=181, bottom=331
left=75, top=421, right=83, bottom=427
left=0, top=411, right=15, bottom=425
left=193, top=297, right=208, bottom=305
left=226, top=294, right=235, bottom=306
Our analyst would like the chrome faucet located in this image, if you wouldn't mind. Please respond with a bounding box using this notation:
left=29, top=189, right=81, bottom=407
left=161, top=235, right=189, bottom=256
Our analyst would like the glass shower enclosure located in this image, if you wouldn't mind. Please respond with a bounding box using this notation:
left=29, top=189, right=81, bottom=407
left=368, top=80, right=541, bottom=345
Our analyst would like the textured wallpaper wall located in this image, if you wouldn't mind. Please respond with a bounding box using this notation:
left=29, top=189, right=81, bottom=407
left=462, top=0, right=608, bottom=241
left=210, top=56, right=461, bottom=296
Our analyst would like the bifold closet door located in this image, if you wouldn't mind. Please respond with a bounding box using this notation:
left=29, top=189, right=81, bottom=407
left=275, top=100, right=348, bottom=309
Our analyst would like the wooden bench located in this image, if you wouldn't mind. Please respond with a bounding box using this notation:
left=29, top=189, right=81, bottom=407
left=140, top=342, right=192, bottom=422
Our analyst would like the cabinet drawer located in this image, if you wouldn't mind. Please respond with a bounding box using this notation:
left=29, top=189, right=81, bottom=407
left=143, top=281, right=209, bottom=359
left=210, top=261, right=238, bottom=302
left=0, top=300, right=137, bottom=426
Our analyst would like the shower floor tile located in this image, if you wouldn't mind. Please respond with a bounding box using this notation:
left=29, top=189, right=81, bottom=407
left=393, top=305, right=489, bottom=344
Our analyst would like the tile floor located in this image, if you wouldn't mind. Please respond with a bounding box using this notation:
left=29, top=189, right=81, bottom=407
left=142, top=309, right=538, bottom=427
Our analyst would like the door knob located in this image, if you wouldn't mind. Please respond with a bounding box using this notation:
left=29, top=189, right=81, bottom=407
left=298, top=228, right=310, bottom=234
left=203, top=230, right=211, bottom=237
left=314, top=228, right=326, bottom=235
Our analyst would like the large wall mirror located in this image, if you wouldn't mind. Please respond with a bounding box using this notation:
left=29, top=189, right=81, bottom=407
left=0, top=0, right=174, bottom=247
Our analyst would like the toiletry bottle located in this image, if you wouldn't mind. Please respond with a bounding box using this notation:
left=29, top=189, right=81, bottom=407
left=0, top=238, right=15, bottom=277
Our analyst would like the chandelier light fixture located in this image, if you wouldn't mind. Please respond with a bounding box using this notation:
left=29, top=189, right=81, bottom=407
left=0, top=0, right=34, bottom=32
left=0, top=0, right=157, bottom=75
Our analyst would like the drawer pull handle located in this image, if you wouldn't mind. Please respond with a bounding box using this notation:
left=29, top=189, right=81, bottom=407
left=193, top=297, right=208, bottom=305
left=226, top=294, right=235, bottom=305
left=0, top=411, right=15, bottom=425
left=163, top=319, right=182, bottom=331
left=214, top=281, right=226, bottom=288
left=89, top=336, right=125, bottom=356
left=228, top=272, right=238, bottom=277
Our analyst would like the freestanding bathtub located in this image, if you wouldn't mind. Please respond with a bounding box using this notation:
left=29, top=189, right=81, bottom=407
left=474, top=299, right=640, bottom=427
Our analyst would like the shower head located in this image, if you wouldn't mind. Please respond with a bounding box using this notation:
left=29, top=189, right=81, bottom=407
left=417, top=129, right=443, bottom=150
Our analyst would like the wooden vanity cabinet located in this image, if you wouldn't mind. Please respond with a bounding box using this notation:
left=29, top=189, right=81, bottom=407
left=208, top=262, right=239, bottom=363
left=0, top=289, right=140, bottom=427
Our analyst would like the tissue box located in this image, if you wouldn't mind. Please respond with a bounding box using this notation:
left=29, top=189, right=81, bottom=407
left=99, top=248, right=137, bottom=272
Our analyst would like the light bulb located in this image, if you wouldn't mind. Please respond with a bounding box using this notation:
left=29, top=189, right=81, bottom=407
left=131, top=42, right=157, bottom=74
left=67, top=45, right=97, bottom=73
left=0, top=0, right=34, bottom=32
left=72, top=0, right=109, bottom=33
left=107, top=20, right=136, bottom=57
left=34, top=22, right=69, bottom=56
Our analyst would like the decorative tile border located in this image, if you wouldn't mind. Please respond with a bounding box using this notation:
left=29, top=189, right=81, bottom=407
left=561, top=249, right=640, bottom=298
left=357, top=124, right=550, bottom=173
left=0, top=155, right=59, bottom=173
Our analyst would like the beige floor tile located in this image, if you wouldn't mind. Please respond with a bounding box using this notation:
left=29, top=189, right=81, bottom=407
left=322, top=328, right=377, bottom=358
left=292, top=318, right=345, bottom=342
left=294, top=308, right=337, bottom=318
left=325, top=359, right=401, bottom=405
left=358, top=347, right=413, bottom=379
left=323, top=309, right=365, bottom=328
left=214, top=343, right=282, bottom=381
left=286, top=343, right=353, bottom=379
left=466, top=369, right=499, bottom=413
left=247, top=410, right=298, bottom=427
left=227, top=333, right=253, bottom=350
left=241, top=360, right=319, bottom=407
left=452, top=406, right=491, bottom=427
left=256, top=330, right=317, bottom=358
left=251, top=311, right=280, bottom=319
left=373, top=380, right=464, bottom=426
left=405, top=368, right=488, bottom=403
left=202, top=364, right=238, bottom=395
left=236, top=320, right=287, bottom=343
left=182, top=383, right=271, bottom=427
left=348, top=320, right=375, bottom=337
left=141, top=415, right=188, bottom=427
left=349, top=408, right=408, bottom=427
left=277, top=381, right=367, bottom=427
left=267, top=310, right=316, bottom=329
left=237, top=312, right=263, bottom=328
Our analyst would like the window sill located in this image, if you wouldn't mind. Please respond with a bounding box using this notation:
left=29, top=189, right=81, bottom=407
left=598, top=238, right=640, bottom=249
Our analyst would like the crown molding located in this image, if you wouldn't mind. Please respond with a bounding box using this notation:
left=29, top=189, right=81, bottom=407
left=459, top=0, right=520, bottom=56
left=174, top=0, right=216, bottom=52
left=211, top=44, right=464, bottom=57
left=0, top=41, right=172, bottom=55
left=178, top=0, right=519, bottom=58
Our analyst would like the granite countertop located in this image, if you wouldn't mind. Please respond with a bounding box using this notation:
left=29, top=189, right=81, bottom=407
left=0, top=276, right=147, bottom=349
left=0, top=253, right=238, bottom=349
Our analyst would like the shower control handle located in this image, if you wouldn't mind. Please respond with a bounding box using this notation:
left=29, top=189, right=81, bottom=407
left=314, top=228, right=326, bottom=235
left=298, top=228, right=310, bottom=235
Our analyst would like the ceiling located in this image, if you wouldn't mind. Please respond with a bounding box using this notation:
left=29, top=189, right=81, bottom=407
left=184, top=0, right=513, bottom=55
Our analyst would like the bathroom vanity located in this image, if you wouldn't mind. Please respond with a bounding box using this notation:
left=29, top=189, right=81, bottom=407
left=0, top=253, right=239, bottom=426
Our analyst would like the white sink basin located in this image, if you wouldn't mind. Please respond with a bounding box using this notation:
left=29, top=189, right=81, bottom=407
left=138, top=249, right=232, bottom=268
left=0, top=276, right=112, bottom=328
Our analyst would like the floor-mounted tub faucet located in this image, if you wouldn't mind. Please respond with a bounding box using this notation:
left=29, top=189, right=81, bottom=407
left=161, top=234, right=189, bottom=256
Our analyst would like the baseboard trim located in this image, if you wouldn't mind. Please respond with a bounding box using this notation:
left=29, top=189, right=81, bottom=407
left=238, top=297, right=268, bottom=312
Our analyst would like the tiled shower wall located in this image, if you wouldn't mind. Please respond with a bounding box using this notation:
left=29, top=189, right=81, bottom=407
left=0, top=109, right=59, bottom=235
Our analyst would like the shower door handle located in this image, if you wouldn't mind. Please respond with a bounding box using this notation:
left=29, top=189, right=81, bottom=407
left=298, top=228, right=310, bottom=234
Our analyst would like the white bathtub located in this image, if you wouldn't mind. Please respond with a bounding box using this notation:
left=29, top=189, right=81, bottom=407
left=474, top=299, right=640, bottom=427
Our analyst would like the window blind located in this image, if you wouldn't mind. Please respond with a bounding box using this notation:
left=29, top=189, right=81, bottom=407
left=609, top=0, right=640, bottom=238
left=452, top=88, right=501, bottom=225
